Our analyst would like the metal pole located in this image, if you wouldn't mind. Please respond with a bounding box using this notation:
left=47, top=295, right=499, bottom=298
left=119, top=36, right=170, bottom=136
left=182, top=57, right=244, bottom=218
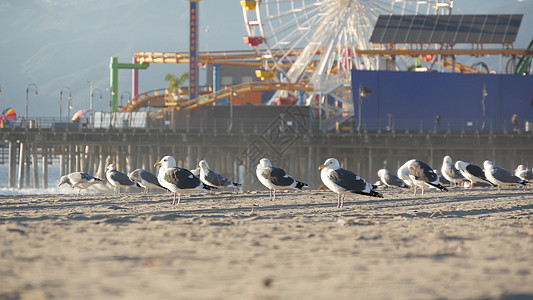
left=25, top=89, right=28, bottom=121
left=68, top=96, right=71, bottom=122
left=89, top=81, right=94, bottom=125
left=25, top=83, right=38, bottom=121
left=357, top=83, right=362, bottom=132
left=228, top=88, right=234, bottom=132
left=59, top=91, right=63, bottom=122
left=482, top=83, right=487, bottom=130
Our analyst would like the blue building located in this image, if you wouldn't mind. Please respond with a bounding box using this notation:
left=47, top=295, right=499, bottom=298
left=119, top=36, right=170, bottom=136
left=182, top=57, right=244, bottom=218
left=351, top=70, right=533, bottom=132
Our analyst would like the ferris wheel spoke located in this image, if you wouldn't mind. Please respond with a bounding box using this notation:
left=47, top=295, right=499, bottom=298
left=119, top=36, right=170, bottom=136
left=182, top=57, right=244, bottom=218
left=262, top=5, right=322, bottom=41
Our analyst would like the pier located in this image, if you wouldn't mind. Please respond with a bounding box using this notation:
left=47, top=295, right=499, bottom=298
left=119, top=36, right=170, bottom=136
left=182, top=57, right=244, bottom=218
left=1, top=107, right=531, bottom=190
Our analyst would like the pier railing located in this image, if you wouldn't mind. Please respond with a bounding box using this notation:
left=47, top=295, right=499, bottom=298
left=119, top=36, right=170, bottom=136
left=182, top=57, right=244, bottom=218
left=3, top=115, right=530, bottom=135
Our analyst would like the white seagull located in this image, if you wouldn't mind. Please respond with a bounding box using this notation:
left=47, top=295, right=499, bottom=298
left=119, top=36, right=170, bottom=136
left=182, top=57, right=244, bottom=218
left=397, top=159, right=416, bottom=188
left=441, top=156, right=465, bottom=187
left=106, top=164, right=140, bottom=194
left=154, top=155, right=213, bottom=205
left=256, top=158, right=308, bottom=201
left=484, top=160, right=528, bottom=190
left=406, top=160, right=448, bottom=196
left=190, top=167, right=200, bottom=177
left=319, top=158, right=383, bottom=208
left=128, top=169, right=165, bottom=194
left=515, top=165, right=533, bottom=181
left=199, top=160, right=241, bottom=189
left=455, top=160, right=495, bottom=189
left=58, top=172, right=103, bottom=194
left=377, top=168, right=408, bottom=188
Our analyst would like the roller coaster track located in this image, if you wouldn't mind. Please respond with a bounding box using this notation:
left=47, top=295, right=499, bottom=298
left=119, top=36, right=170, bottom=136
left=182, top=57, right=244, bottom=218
left=125, top=47, right=532, bottom=115
left=135, top=50, right=300, bottom=68
left=137, top=82, right=314, bottom=119
left=135, top=48, right=533, bottom=66
left=121, top=88, right=167, bottom=112
left=440, top=57, right=486, bottom=74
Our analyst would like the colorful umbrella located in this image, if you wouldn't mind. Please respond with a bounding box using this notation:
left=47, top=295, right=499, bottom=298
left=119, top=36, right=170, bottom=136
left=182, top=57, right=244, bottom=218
left=71, top=109, right=90, bottom=122
left=1, top=108, right=16, bottom=128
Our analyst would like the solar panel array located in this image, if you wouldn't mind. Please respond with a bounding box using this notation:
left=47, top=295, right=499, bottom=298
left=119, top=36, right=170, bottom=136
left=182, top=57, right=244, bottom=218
left=370, top=14, right=523, bottom=44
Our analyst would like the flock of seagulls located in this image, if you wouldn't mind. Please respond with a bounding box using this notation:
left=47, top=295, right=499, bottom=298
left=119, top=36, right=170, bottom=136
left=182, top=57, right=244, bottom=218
left=58, top=154, right=531, bottom=208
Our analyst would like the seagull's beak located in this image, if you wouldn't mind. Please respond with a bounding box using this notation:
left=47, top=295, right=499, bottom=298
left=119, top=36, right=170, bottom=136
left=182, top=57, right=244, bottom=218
left=318, top=165, right=326, bottom=170
left=154, top=162, right=161, bottom=167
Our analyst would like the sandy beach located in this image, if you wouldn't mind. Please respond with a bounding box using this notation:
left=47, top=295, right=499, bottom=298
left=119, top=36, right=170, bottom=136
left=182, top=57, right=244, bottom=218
left=1, top=187, right=532, bottom=299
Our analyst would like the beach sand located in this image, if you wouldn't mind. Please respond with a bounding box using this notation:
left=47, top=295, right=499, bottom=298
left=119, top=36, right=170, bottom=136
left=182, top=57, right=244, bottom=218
left=1, top=187, right=532, bottom=299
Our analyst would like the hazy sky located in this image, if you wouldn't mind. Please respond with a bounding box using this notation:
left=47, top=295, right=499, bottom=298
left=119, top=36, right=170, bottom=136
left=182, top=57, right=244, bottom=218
left=0, top=0, right=532, bottom=118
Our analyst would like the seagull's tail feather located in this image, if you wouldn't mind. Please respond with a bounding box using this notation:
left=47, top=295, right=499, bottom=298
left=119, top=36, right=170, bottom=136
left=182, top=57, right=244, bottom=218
left=203, top=183, right=217, bottom=190
left=429, top=182, right=448, bottom=192
left=349, top=190, right=384, bottom=198
left=295, top=181, right=309, bottom=190
left=94, top=177, right=103, bottom=182
left=232, top=182, right=242, bottom=187
left=484, top=179, right=497, bottom=187
left=479, top=176, right=497, bottom=187
left=368, top=190, right=384, bottom=198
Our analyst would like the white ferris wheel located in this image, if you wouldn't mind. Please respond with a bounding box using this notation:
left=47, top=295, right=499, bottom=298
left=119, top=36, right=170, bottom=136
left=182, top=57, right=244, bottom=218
left=241, top=0, right=453, bottom=109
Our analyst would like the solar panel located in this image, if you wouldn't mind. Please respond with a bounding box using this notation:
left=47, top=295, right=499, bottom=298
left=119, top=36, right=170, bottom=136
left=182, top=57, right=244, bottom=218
left=370, top=14, right=523, bottom=44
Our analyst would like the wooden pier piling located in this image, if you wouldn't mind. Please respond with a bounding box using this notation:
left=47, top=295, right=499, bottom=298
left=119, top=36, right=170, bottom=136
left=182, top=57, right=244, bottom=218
left=8, top=141, right=17, bottom=188
left=17, top=143, right=25, bottom=189
left=2, top=126, right=532, bottom=191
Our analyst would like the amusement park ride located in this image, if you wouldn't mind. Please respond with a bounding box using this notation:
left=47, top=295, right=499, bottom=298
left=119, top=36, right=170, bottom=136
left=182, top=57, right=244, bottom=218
left=115, top=0, right=532, bottom=125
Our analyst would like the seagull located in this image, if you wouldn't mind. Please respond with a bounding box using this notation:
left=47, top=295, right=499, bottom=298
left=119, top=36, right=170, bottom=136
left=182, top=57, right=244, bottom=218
left=397, top=159, right=416, bottom=188
left=256, top=158, right=308, bottom=201
left=377, top=168, right=408, bottom=188
left=190, top=167, right=200, bottom=177
left=154, top=155, right=213, bottom=205
left=406, top=159, right=448, bottom=196
left=441, top=156, right=465, bottom=187
left=455, top=160, right=495, bottom=189
left=484, top=160, right=528, bottom=190
left=319, top=158, right=383, bottom=208
left=199, top=160, right=241, bottom=189
left=58, top=172, right=103, bottom=194
left=106, top=164, right=140, bottom=194
left=128, top=169, right=165, bottom=194
left=515, top=165, right=533, bottom=181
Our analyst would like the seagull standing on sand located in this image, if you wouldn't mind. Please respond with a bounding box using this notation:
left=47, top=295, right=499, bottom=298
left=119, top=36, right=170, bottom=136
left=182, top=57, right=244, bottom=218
left=128, top=169, right=165, bottom=194
left=484, top=160, right=528, bottom=190
left=454, top=160, right=495, bottom=189
left=154, top=155, right=213, bottom=205
left=256, top=158, right=308, bottom=201
left=441, top=156, right=465, bottom=187
left=515, top=165, right=533, bottom=181
left=397, top=159, right=416, bottom=188
left=377, top=169, right=408, bottom=188
left=106, top=164, right=140, bottom=194
left=406, top=160, right=448, bottom=196
left=58, top=172, right=103, bottom=194
left=199, top=160, right=241, bottom=189
left=319, top=158, right=383, bottom=208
